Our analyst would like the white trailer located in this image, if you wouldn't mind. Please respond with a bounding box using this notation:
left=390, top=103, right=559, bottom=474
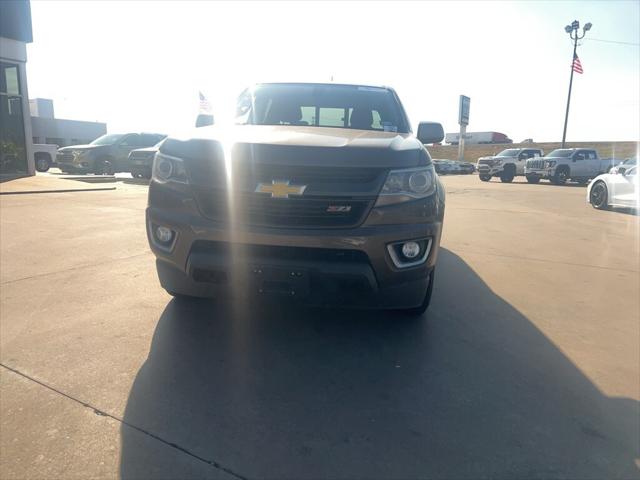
left=445, top=131, right=512, bottom=145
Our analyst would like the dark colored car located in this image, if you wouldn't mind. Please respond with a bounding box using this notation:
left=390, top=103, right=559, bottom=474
left=459, top=162, right=476, bottom=174
left=56, top=133, right=166, bottom=174
left=127, top=140, right=165, bottom=179
left=146, top=83, right=445, bottom=314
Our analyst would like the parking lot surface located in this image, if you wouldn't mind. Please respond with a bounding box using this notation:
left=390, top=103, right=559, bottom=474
left=1, top=174, right=638, bottom=479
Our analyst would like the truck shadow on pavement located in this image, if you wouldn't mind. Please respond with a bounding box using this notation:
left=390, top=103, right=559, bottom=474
left=120, top=248, right=639, bottom=479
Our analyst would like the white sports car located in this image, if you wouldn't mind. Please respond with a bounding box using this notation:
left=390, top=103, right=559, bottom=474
left=609, top=157, right=637, bottom=175
left=587, top=166, right=638, bottom=210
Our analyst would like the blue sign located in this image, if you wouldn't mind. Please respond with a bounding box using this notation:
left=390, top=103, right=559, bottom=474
left=459, top=95, right=470, bottom=126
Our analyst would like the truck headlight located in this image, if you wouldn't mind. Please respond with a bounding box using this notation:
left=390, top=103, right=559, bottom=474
left=152, top=152, right=188, bottom=183
left=546, top=160, right=556, bottom=168
left=375, top=166, right=436, bottom=206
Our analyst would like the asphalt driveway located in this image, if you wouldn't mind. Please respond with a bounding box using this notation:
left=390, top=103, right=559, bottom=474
left=1, top=174, right=638, bottom=479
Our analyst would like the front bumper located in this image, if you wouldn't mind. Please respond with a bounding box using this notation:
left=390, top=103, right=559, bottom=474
left=146, top=203, right=443, bottom=309
left=477, top=164, right=503, bottom=176
left=56, top=157, right=92, bottom=172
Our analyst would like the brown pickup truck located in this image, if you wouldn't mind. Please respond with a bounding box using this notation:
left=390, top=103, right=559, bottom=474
left=146, top=83, right=445, bottom=315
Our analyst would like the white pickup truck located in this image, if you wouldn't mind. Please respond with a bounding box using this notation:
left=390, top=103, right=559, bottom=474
left=476, top=148, right=544, bottom=183
left=525, top=148, right=617, bottom=185
left=34, top=144, right=59, bottom=172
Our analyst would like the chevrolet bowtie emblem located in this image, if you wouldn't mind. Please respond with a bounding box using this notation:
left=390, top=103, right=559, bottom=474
left=255, top=180, right=307, bottom=199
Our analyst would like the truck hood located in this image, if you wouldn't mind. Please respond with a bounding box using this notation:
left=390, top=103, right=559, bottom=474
left=161, top=125, right=427, bottom=170
left=479, top=155, right=517, bottom=162
left=130, top=146, right=159, bottom=153
left=58, top=144, right=105, bottom=153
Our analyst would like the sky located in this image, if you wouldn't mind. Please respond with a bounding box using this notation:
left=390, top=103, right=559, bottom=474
left=26, top=0, right=640, bottom=142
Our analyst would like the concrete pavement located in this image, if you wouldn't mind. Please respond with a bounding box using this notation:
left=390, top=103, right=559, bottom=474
left=1, top=175, right=638, bottom=479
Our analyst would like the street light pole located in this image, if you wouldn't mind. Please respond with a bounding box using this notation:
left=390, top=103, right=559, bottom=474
left=561, top=19, right=591, bottom=148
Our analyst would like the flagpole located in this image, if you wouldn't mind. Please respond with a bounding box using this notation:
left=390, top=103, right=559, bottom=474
left=561, top=20, right=591, bottom=148
left=561, top=35, right=578, bottom=148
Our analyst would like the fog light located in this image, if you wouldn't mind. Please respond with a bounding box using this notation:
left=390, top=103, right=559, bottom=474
left=155, top=225, right=173, bottom=243
left=402, top=241, right=421, bottom=259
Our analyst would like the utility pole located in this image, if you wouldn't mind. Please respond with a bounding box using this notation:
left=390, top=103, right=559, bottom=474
left=561, top=19, right=592, bottom=148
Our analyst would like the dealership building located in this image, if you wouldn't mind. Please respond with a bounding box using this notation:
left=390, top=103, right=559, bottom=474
left=0, top=0, right=34, bottom=176
left=30, top=98, right=106, bottom=147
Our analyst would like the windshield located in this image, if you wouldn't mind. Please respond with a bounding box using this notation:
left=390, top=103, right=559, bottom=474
left=236, top=84, right=410, bottom=133
left=496, top=149, right=520, bottom=157
left=90, top=134, right=125, bottom=146
left=547, top=149, right=574, bottom=157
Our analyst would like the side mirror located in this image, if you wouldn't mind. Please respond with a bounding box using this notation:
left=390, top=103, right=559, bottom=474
left=195, top=114, right=214, bottom=128
left=417, top=122, right=444, bottom=144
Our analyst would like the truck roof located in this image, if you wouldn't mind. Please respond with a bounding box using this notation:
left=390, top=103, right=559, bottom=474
left=253, top=82, right=392, bottom=91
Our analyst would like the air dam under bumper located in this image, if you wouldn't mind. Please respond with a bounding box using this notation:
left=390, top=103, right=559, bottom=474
left=147, top=208, right=441, bottom=309
left=526, top=168, right=554, bottom=179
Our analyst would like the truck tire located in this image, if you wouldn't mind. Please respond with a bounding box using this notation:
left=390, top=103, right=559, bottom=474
left=479, top=174, right=491, bottom=182
left=35, top=153, right=51, bottom=172
left=399, top=270, right=434, bottom=317
left=526, top=175, right=540, bottom=184
left=500, top=165, right=515, bottom=183
left=94, top=158, right=114, bottom=175
left=551, top=167, right=569, bottom=185
left=589, top=181, right=609, bottom=210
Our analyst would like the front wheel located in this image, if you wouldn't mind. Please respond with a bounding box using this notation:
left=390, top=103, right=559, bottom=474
left=399, top=270, right=435, bottom=317
left=526, top=175, right=540, bottom=184
left=589, top=181, right=609, bottom=210
left=551, top=169, right=568, bottom=185
left=479, top=174, right=491, bottom=182
left=94, top=159, right=114, bottom=175
left=35, top=155, right=50, bottom=172
left=500, top=170, right=515, bottom=183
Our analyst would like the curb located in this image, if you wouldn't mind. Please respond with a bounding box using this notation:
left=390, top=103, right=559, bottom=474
left=0, top=187, right=117, bottom=195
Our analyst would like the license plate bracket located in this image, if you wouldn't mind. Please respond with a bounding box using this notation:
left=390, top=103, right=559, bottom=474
left=250, top=265, right=310, bottom=298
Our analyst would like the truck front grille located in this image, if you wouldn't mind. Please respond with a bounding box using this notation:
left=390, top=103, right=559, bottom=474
left=58, top=152, right=74, bottom=163
left=193, top=189, right=373, bottom=228
left=527, top=159, right=545, bottom=169
left=478, top=159, right=496, bottom=166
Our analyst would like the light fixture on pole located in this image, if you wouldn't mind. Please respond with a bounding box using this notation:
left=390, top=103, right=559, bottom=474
left=561, top=19, right=592, bottom=148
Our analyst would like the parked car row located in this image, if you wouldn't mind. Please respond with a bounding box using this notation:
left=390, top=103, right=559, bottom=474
left=432, top=159, right=475, bottom=175
left=42, top=132, right=167, bottom=177
left=476, top=147, right=633, bottom=186
left=473, top=146, right=637, bottom=210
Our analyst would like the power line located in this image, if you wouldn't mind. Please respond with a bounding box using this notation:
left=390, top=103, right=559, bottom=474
left=586, top=37, right=640, bottom=46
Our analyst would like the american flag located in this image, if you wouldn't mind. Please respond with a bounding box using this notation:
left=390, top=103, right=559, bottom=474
left=199, top=91, right=212, bottom=114
left=572, top=53, right=583, bottom=74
